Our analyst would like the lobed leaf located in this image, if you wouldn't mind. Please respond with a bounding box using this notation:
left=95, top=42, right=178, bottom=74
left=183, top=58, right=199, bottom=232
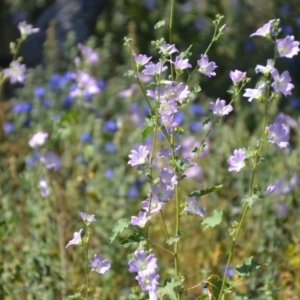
left=109, top=218, right=130, bottom=243
left=202, top=210, right=223, bottom=230
left=189, top=185, right=223, bottom=198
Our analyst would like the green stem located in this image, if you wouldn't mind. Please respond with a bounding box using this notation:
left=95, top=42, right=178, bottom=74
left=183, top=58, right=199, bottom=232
left=85, top=230, right=90, bottom=300
left=218, top=87, right=271, bottom=300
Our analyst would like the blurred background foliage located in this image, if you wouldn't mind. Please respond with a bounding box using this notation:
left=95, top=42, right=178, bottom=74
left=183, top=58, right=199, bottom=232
left=0, top=0, right=300, bottom=299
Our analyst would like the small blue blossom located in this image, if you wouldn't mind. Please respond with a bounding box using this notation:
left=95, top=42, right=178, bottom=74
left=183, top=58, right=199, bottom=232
left=104, top=142, right=117, bottom=152
left=22, top=118, right=32, bottom=127
left=103, top=120, right=118, bottom=132
left=13, top=102, right=32, bottom=113
left=62, top=96, right=73, bottom=109
left=4, top=122, right=15, bottom=133
left=190, top=104, right=204, bottom=115
left=34, top=87, right=46, bottom=98
left=97, top=79, right=106, bottom=90
left=80, top=133, right=92, bottom=143
left=49, top=74, right=61, bottom=90
left=127, top=186, right=139, bottom=198
left=104, top=168, right=114, bottom=179
left=189, top=121, right=202, bottom=132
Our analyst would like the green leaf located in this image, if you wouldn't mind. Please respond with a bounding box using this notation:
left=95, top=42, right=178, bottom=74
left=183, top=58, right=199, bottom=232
left=170, top=158, right=189, bottom=171
left=154, top=20, right=165, bottom=29
left=193, top=82, right=202, bottom=93
left=109, top=218, right=130, bottom=242
left=202, top=210, right=223, bottom=230
left=124, top=70, right=135, bottom=78
left=235, top=256, right=261, bottom=277
left=68, top=292, right=81, bottom=299
left=166, top=232, right=182, bottom=245
left=157, top=276, right=183, bottom=300
left=196, top=295, right=209, bottom=300
left=204, top=275, right=227, bottom=300
left=189, top=185, right=223, bottom=198
left=120, top=232, right=146, bottom=248
left=241, top=194, right=258, bottom=208
left=141, top=117, right=154, bottom=141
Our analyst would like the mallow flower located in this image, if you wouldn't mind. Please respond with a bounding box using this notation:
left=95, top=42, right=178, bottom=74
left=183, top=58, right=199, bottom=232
left=28, top=132, right=48, bottom=148
left=227, top=149, right=246, bottom=172
left=229, top=70, right=246, bottom=83
left=128, top=250, right=157, bottom=276
left=128, top=145, right=149, bottom=166
left=250, top=19, right=275, bottom=38
left=267, top=116, right=289, bottom=148
left=197, top=54, right=217, bottom=77
left=66, top=229, right=83, bottom=248
left=271, top=69, right=294, bottom=96
left=209, top=99, right=233, bottom=117
left=4, top=61, right=26, bottom=84
left=276, top=35, right=300, bottom=58
left=185, top=197, right=205, bottom=217
left=243, top=83, right=266, bottom=102
left=89, top=254, right=110, bottom=274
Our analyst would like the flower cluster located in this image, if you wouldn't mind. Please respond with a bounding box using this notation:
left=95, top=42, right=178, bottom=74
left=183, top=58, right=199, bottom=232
left=128, top=250, right=159, bottom=300
left=66, top=213, right=110, bottom=275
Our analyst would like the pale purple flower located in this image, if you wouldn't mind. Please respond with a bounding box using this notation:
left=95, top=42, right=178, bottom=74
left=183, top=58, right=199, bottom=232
left=77, top=43, right=99, bottom=65
left=70, top=71, right=100, bottom=98
left=128, top=145, right=149, bottom=166
left=118, top=84, right=137, bottom=98
left=276, top=35, right=300, bottom=58
left=159, top=144, right=180, bottom=157
left=18, top=21, right=39, bottom=37
left=151, top=183, right=174, bottom=203
left=66, top=229, right=83, bottom=248
left=142, top=62, right=168, bottom=76
left=142, top=196, right=163, bottom=214
left=4, top=61, right=26, bottom=84
left=131, top=211, right=151, bottom=228
left=197, top=54, right=217, bottom=77
left=128, top=250, right=157, bottom=276
left=274, top=203, right=288, bottom=218
left=271, top=69, right=294, bottom=96
left=133, top=53, right=152, bottom=67
left=250, top=19, right=275, bottom=37
left=184, top=164, right=203, bottom=179
left=38, top=178, right=50, bottom=197
left=159, top=168, right=178, bottom=190
left=79, top=212, right=96, bottom=224
left=228, top=149, right=246, bottom=172
left=209, top=98, right=233, bottom=117
left=230, top=70, right=246, bottom=83
left=40, top=152, right=61, bottom=170
left=28, top=132, right=48, bottom=148
left=243, top=83, right=266, bottom=102
left=277, top=112, right=298, bottom=130
left=89, top=254, right=110, bottom=274
left=136, top=272, right=160, bottom=292
left=263, top=185, right=277, bottom=196
left=267, top=116, right=289, bottom=148
left=160, top=42, right=178, bottom=56
left=255, top=59, right=274, bottom=75
left=171, top=56, right=192, bottom=70
left=273, top=177, right=292, bottom=195
left=185, top=197, right=205, bottom=217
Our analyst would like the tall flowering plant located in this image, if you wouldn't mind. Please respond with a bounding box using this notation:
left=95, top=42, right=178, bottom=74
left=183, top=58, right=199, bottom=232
left=109, top=12, right=299, bottom=300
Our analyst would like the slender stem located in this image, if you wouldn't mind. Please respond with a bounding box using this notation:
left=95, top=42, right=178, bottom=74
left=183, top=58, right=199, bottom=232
left=218, top=87, right=271, bottom=300
left=148, top=240, right=174, bottom=256
left=169, top=0, right=174, bottom=79
left=85, top=230, right=90, bottom=300
left=160, top=210, right=170, bottom=238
